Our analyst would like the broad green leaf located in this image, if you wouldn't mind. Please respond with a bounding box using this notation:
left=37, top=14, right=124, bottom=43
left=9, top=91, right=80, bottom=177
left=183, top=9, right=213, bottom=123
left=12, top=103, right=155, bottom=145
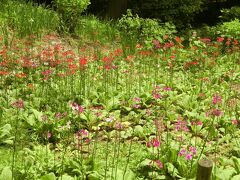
left=165, top=162, right=180, bottom=178
left=215, top=167, right=236, bottom=180
left=40, top=172, right=56, bottom=180
left=134, top=125, right=144, bottom=138
left=232, top=157, right=240, bottom=173
left=61, top=174, right=75, bottom=180
left=0, top=124, right=11, bottom=138
left=26, top=114, right=36, bottom=126
left=87, top=171, right=102, bottom=180
left=232, top=174, right=240, bottom=180
left=0, top=166, right=12, bottom=180
left=31, top=109, right=43, bottom=122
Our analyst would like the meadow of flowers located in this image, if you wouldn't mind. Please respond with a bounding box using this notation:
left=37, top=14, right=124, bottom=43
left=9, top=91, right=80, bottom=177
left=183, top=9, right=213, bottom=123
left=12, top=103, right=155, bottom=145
left=0, top=14, right=240, bottom=180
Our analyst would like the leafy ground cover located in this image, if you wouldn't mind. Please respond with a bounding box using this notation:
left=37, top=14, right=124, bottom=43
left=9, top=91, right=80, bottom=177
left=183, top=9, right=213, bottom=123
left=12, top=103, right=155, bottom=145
left=0, top=1, right=240, bottom=180
left=0, top=29, right=239, bottom=180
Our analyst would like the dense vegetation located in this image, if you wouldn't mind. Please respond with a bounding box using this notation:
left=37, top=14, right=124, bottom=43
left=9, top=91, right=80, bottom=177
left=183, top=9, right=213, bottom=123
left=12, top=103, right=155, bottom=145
left=0, top=0, right=239, bottom=179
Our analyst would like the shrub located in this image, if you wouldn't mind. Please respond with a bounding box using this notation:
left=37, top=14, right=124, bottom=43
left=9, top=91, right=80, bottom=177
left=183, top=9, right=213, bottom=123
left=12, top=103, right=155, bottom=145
left=54, top=0, right=91, bottom=33
left=220, top=6, right=240, bottom=22
left=75, top=15, right=118, bottom=43
left=117, top=10, right=177, bottom=48
left=219, top=19, right=240, bottom=39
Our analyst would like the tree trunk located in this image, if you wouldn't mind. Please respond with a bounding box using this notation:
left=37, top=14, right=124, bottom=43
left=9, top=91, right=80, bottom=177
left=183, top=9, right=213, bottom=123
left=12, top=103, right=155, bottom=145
left=107, top=0, right=128, bottom=19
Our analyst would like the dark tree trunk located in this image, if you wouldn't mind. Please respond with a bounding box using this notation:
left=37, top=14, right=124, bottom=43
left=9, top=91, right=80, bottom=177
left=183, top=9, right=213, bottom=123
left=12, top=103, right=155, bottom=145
left=107, top=0, right=128, bottom=19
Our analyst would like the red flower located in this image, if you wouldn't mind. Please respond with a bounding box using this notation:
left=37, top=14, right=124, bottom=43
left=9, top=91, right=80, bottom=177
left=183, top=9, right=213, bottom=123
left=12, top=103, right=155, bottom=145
left=41, top=70, right=53, bottom=76
left=232, top=120, right=238, bottom=125
left=16, top=73, right=27, bottom=78
left=79, top=57, right=87, bottom=68
left=217, top=37, right=224, bottom=43
left=114, top=48, right=123, bottom=56
left=225, top=41, right=231, bottom=46
left=102, top=56, right=113, bottom=64
left=233, top=39, right=238, bottom=45
left=175, top=36, right=182, bottom=43
left=0, top=71, right=9, bottom=76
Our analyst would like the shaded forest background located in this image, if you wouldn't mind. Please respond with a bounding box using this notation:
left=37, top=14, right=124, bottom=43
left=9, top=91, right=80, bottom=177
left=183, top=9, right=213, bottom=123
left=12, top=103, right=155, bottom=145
left=32, top=0, right=240, bottom=28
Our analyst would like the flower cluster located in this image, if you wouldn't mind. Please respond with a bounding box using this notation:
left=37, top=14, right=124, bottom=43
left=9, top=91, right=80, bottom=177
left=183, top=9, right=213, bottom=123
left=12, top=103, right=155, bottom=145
left=149, top=159, right=163, bottom=169
left=175, top=120, right=189, bottom=132
left=146, top=138, right=160, bottom=148
left=71, top=102, right=84, bottom=114
left=178, top=146, right=197, bottom=160
left=11, top=99, right=24, bottom=109
left=212, top=94, right=222, bottom=105
left=132, top=97, right=141, bottom=109
left=152, top=86, right=161, bottom=99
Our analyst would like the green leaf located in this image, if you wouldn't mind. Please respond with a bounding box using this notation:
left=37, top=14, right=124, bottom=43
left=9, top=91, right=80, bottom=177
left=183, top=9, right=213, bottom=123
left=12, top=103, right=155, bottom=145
left=40, top=172, right=56, bottom=180
left=61, top=174, right=74, bottom=180
left=232, top=174, right=240, bottom=180
left=0, top=167, right=12, bottom=180
left=26, top=114, right=36, bottom=126
left=216, top=167, right=236, bottom=180
left=232, top=157, right=240, bottom=173
left=31, top=108, right=43, bottom=122
left=87, top=171, right=102, bottom=180
left=115, top=168, right=135, bottom=180
left=0, top=124, right=11, bottom=138
left=165, top=162, right=180, bottom=178
left=134, top=125, right=144, bottom=138
left=3, top=139, right=13, bottom=145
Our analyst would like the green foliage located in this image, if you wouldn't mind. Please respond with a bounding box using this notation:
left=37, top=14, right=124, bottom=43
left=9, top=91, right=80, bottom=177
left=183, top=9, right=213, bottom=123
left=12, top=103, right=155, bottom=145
left=0, top=0, right=59, bottom=37
left=75, top=15, right=118, bottom=44
left=54, top=0, right=91, bottom=33
left=219, top=19, right=240, bottom=39
left=0, top=124, right=13, bottom=145
left=220, top=6, right=240, bottom=22
left=117, top=10, right=176, bottom=47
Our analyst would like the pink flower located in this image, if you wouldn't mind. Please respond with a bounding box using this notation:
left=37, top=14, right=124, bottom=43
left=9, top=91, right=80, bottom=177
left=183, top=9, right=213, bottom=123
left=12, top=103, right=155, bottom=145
left=77, top=129, right=88, bottom=138
left=152, top=39, right=161, bottom=49
left=153, top=93, right=161, bottom=99
left=206, top=109, right=223, bottom=117
left=106, top=116, right=115, bottom=123
left=212, top=109, right=223, bottom=117
left=185, top=153, right=192, bottom=160
left=175, top=120, right=189, bottom=132
left=115, top=122, right=123, bottom=130
left=11, top=99, right=24, bottom=109
left=146, top=138, right=160, bottom=148
left=155, top=160, right=163, bottom=169
left=71, top=102, right=84, bottom=114
left=212, top=94, right=222, bottom=105
left=47, top=131, right=52, bottom=139
left=232, top=120, right=238, bottom=125
left=152, top=138, right=160, bottom=148
left=163, top=86, right=172, bottom=91
left=133, top=97, right=141, bottom=102
left=146, top=142, right=151, bottom=148
left=178, top=148, right=187, bottom=156
left=133, top=104, right=141, bottom=109
left=189, top=146, right=197, bottom=155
